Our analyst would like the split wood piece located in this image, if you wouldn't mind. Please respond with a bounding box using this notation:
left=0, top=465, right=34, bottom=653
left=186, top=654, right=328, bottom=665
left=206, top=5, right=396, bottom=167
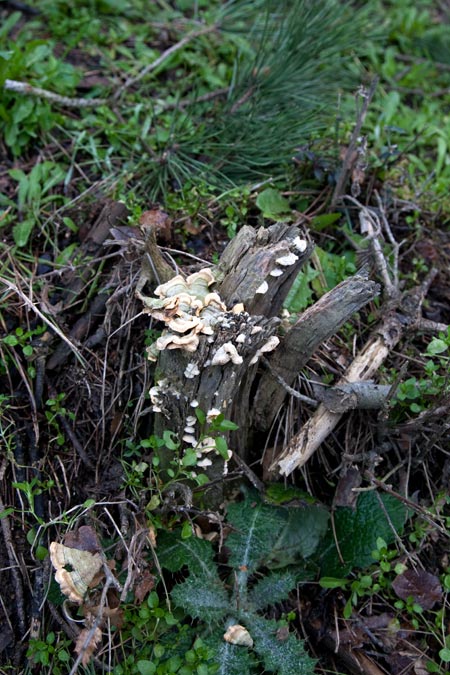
left=46, top=200, right=129, bottom=369
left=47, top=293, right=109, bottom=370
left=60, top=199, right=129, bottom=303
left=314, top=381, right=391, bottom=413
left=215, top=223, right=312, bottom=317
left=252, top=271, right=380, bottom=434
left=271, top=312, right=405, bottom=476
left=136, top=224, right=174, bottom=292
left=330, top=78, right=378, bottom=208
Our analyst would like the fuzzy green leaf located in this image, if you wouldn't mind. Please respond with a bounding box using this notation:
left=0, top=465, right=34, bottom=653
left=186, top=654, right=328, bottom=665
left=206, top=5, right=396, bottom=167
left=170, top=575, right=229, bottom=623
left=12, top=218, right=35, bottom=247
left=319, top=491, right=409, bottom=576
left=249, top=569, right=312, bottom=611
left=245, top=614, right=316, bottom=675
left=264, top=483, right=317, bottom=506
left=157, top=529, right=216, bottom=578
left=212, top=637, right=257, bottom=675
left=226, top=495, right=287, bottom=575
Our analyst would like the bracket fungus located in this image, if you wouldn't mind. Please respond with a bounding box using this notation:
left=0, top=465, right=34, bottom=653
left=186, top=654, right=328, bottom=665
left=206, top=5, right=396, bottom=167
left=249, top=335, right=280, bottom=365
left=139, top=268, right=236, bottom=360
left=209, top=342, right=243, bottom=366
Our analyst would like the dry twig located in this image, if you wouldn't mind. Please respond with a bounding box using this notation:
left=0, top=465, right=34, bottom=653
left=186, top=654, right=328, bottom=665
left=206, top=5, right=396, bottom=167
left=331, top=78, right=378, bottom=207
left=4, top=79, right=108, bottom=107
left=270, top=196, right=447, bottom=476
left=0, top=277, right=88, bottom=368
left=113, top=25, right=216, bottom=99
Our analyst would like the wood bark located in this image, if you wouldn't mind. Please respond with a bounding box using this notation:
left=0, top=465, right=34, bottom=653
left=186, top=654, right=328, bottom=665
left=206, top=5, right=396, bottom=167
left=270, top=269, right=445, bottom=476
left=252, top=272, right=380, bottom=435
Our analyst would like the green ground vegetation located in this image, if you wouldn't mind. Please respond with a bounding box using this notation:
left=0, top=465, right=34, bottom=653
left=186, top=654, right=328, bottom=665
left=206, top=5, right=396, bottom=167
left=1, top=1, right=449, bottom=673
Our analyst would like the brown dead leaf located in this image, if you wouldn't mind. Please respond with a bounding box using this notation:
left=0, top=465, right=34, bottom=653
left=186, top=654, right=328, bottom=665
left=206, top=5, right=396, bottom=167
left=140, top=208, right=172, bottom=244
left=333, top=467, right=362, bottom=508
left=87, top=605, right=124, bottom=630
left=75, top=626, right=102, bottom=666
left=276, top=626, right=289, bottom=642
left=64, top=525, right=101, bottom=553
left=183, top=217, right=208, bottom=236
left=147, top=523, right=157, bottom=549
left=134, top=568, right=156, bottom=605
left=392, top=569, right=442, bottom=610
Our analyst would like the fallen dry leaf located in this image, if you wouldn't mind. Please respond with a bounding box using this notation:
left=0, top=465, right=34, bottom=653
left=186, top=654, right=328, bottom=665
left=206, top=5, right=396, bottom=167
left=64, top=525, right=101, bottom=552
left=140, top=208, right=172, bottom=244
left=392, top=569, right=442, bottom=610
left=50, top=526, right=103, bottom=604
left=75, top=626, right=102, bottom=666
left=134, top=568, right=156, bottom=605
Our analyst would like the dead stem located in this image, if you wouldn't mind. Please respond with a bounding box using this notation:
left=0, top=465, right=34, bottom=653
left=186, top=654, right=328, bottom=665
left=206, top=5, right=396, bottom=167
left=0, top=277, right=89, bottom=368
left=114, top=25, right=217, bottom=99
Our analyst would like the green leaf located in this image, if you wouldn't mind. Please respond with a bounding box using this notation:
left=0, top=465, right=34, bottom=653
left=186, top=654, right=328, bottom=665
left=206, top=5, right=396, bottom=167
left=439, top=648, right=450, bottom=662
left=266, top=504, right=329, bottom=568
left=312, top=247, right=356, bottom=294
left=319, top=577, right=349, bottom=589
left=137, top=660, right=156, bottom=675
left=246, top=615, right=316, bottom=675
left=13, top=218, right=35, bottom=247
left=171, top=575, right=229, bottom=622
left=264, top=483, right=317, bottom=506
left=62, top=216, right=78, bottom=233
left=182, top=448, right=198, bottom=466
left=56, top=242, right=78, bottom=266
left=310, top=213, right=341, bottom=231
left=256, top=188, right=291, bottom=221
left=249, top=569, right=312, bottom=611
left=157, top=529, right=216, bottom=578
left=163, top=429, right=180, bottom=450
left=26, top=528, right=38, bottom=546
left=283, top=264, right=318, bottom=313
left=214, top=436, right=230, bottom=460
left=10, top=98, right=35, bottom=127
left=36, top=545, right=48, bottom=561
left=0, top=507, right=14, bottom=520
left=195, top=408, right=206, bottom=425
left=181, top=521, right=192, bottom=540
left=319, top=491, right=409, bottom=576
left=2, top=335, right=19, bottom=346
left=215, top=419, right=239, bottom=431
left=226, top=494, right=287, bottom=575
left=0, top=12, right=21, bottom=40
left=427, top=338, right=448, bottom=355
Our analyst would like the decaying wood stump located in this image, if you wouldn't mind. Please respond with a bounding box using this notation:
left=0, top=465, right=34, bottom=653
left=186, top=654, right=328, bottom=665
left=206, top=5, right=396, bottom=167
left=138, top=222, right=379, bottom=497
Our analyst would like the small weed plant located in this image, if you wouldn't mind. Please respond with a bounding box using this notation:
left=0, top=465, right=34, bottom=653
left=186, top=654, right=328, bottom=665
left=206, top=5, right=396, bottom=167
left=393, top=328, right=450, bottom=417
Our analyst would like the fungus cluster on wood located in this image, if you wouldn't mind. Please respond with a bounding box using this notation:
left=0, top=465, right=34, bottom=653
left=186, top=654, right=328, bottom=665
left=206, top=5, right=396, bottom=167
left=139, top=268, right=241, bottom=360
left=138, top=265, right=281, bottom=371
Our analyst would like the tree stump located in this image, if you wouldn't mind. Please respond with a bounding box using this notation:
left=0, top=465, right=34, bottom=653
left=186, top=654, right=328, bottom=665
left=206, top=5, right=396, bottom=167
left=138, top=222, right=379, bottom=498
